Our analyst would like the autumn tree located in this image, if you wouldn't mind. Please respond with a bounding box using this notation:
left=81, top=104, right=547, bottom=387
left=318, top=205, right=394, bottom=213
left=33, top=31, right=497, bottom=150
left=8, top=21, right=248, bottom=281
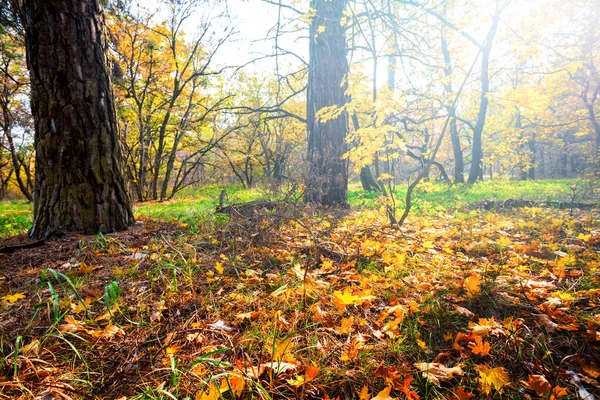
left=13, top=0, right=133, bottom=238
left=0, top=1, right=33, bottom=199
left=108, top=0, right=233, bottom=201
left=305, top=0, right=350, bottom=205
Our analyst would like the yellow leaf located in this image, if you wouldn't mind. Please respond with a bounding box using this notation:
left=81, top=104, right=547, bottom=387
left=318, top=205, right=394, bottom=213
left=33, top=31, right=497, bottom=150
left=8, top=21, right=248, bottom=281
left=317, top=25, right=326, bottom=33
left=1, top=292, right=26, bottom=304
left=215, top=261, right=224, bottom=275
left=196, top=383, right=219, bottom=400
left=71, top=297, right=94, bottom=313
left=371, top=386, right=397, bottom=400
left=358, top=386, right=370, bottom=400
left=416, top=339, right=428, bottom=350
left=287, top=374, right=305, bottom=387
left=464, top=274, right=481, bottom=298
left=469, top=317, right=504, bottom=337
left=270, top=337, right=293, bottom=362
left=577, top=233, right=591, bottom=242
left=477, top=365, right=510, bottom=394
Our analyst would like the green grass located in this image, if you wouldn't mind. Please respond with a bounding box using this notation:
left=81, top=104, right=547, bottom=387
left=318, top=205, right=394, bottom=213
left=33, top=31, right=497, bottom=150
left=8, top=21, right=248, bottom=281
left=0, top=200, right=32, bottom=238
left=348, top=178, right=599, bottom=212
left=1, top=179, right=597, bottom=239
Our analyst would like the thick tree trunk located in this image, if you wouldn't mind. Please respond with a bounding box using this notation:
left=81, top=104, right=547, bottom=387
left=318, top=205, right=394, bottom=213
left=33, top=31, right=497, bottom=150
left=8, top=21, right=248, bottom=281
left=22, top=0, right=133, bottom=239
left=306, top=0, right=349, bottom=206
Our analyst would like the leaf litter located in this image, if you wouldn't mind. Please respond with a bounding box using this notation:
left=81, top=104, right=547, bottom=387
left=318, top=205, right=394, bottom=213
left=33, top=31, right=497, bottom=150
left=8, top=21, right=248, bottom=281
left=0, top=205, right=598, bottom=399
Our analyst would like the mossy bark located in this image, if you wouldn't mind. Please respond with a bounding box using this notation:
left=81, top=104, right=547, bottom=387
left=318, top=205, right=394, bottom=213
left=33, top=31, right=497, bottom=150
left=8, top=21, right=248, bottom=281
left=22, top=0, right=133, bottom=239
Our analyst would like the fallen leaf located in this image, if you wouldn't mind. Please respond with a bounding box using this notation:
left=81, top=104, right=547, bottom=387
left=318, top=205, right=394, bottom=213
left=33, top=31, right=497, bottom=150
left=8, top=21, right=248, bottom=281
left=215, top=261, right=224, bottom=275
left=575, top=357, right=600, bottom=379
left=477, top=365, right=510, bottom=394
left=287, top=374, right=305, bottom=387
left=21, top=339, right=40, bottom=356
left=262, top=361, right=297, bottom=374
left=358, top=386, right=370, bottom=400
left=1, top=292, right=26, bottom=304
left=468, top=335, right=491, bottom=356
left=371, top=386, right=397, bottom=400
left=306, top=363, right=319, bottom=381
left=208, top=319, right=233, bottom=332
left=414, top=362, right=464, bottom=386
left=464, top=274, right=481, bottom=298
left=447, top=387, right=474, bottom=400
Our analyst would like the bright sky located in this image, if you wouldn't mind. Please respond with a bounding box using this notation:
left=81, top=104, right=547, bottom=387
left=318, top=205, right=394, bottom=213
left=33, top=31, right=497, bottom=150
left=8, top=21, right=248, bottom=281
left=137, top=0, right=286, bottom=72
left=133, top=0, right=555, bottom=81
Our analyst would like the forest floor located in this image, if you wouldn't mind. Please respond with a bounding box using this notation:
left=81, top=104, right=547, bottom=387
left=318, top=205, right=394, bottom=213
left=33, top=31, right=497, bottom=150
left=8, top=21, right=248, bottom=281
left=0, top=179, right=599, bottom=400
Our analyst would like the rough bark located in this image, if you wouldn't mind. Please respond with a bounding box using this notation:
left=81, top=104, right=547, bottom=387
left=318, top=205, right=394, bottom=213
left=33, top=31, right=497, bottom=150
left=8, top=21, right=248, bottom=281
left=21, top=0, right=133, bottom=239
left=306, top=0, right=349, bottom=206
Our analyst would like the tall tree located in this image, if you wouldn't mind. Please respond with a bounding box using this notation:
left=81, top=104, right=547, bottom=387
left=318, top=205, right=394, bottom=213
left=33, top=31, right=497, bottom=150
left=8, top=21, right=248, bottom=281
left=305, top=0, right=349, bottom=205
left=467, top=3, right=502, bottom=184
left=15, top=0, right=133, bottom=239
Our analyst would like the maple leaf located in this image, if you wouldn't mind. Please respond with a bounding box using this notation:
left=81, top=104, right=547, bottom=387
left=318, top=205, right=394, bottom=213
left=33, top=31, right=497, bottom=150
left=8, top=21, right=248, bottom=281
left=398, top=376, right=419, bottom=400
left=447, top=387, right=474, bottom=400
left=414, top=362, right=464, bottom=386
left=196, top=383, right=219, bottom=400
left=371, top=386, right=397, bottom=400
left=477, top=365, right=510, bottom=394
left=468, top=317, right=504, bottom=337
left=1, top=292, right=26, bottom=304
left=464, top=274, right=481, bottom=298
left=306, top=363, right=319, bottom=381
left=214, top=261, right=224, bottom=275
left=332, top=288, right=360, bottom=311
left=358, top=386, right=370, bottom=400
left=220, top=374, right=245, bottom=396
left=468, top=335, right=491, bottom=356
left=21, top=339, right=41, bottom=356
left=335, top=316, right=355, bottom=334
left=521, top=374, right=552, bottom=397
left=71, top=297, right=94, bottom=314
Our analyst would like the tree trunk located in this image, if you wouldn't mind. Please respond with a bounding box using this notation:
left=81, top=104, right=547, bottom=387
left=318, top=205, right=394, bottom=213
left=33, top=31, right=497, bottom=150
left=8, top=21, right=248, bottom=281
left=441, top=28, right=464, bottom=183
left=585, top=103, right=600, bottom=173
left=467, top=13, right=500, bottom=185
left=21, top=0, right=133, bottom=239
left=306, top=0, right=349, bottom=206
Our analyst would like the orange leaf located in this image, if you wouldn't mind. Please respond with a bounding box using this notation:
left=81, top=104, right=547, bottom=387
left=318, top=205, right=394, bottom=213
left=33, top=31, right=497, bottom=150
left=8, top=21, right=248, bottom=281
left=576, top=357, right=600, bottom=378
left=398, top=376, right=419, bottom=400
left=468, top=336, right=491, bottom=356
left=447, top=387, right=474, bottom=400
left=306, top=363, right=320, bottom=381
